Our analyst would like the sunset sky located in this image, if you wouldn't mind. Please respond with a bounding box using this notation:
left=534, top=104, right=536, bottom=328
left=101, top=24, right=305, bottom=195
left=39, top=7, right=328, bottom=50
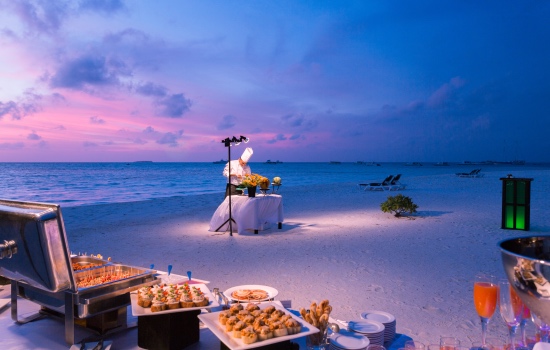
left=1, top=0, right=549, bottom=162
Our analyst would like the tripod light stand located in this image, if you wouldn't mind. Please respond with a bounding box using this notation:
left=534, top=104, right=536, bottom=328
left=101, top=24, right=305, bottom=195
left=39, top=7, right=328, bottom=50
left=216, top=135, right=249, bottom=236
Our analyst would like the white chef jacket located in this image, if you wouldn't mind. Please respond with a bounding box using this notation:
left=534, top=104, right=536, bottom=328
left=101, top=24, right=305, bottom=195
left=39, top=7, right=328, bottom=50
left=223, top=160, right=251, bottom=186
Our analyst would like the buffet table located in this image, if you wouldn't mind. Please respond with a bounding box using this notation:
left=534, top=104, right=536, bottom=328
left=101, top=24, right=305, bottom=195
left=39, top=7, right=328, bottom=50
left=0, top=284, right=407, bottom=350
left=208, top=194, right=284, bottom=234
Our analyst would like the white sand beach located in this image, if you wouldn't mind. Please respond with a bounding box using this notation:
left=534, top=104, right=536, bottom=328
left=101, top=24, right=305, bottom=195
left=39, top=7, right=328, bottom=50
left=1, top=168, right=549, bottom=349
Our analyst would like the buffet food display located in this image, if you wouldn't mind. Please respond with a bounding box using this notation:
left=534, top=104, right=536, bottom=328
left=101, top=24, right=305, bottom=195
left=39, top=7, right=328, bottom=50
left=198, top=301, right=320, bottom=350
left=0, top=198, right=341, bottom=349
left=0, top=199, right=158, bottom=345
left=130, top=282, right=219, bottom=316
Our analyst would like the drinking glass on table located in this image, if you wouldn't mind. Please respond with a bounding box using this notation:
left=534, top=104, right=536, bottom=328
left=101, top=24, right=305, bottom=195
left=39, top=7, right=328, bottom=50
left=367, top=345, right=386, bottom=350
left=519, top=303, right=531, bottom=347
left=405, top=341, right=425, bottom=350
left=532, top=312, right=550, bottom=342
left=440, top=337, right=460, bottom=350
left=474, top=273, right=499, bottom=347
left=486, top=337, right=505, bottom=350
left=499, top=280, right=522, bottom=350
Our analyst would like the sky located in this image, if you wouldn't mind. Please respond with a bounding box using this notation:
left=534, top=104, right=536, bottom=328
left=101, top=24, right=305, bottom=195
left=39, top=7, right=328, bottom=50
left=0, top=0, right=549, bottom=163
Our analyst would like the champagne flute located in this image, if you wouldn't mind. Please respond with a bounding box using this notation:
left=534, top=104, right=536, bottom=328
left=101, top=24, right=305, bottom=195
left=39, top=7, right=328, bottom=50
left=532, top=312, right=550, bottom=342
left=440, top=337, right=460, bottom=350
left=499, top=280, right=522, bottom=350
left=519, top=299, right=530, bottom=346
left=474, top=273, right=499, bottom=347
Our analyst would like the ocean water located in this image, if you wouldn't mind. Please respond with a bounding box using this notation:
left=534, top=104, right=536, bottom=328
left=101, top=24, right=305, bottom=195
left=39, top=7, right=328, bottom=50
left=0, top=162, right=547, bottom=207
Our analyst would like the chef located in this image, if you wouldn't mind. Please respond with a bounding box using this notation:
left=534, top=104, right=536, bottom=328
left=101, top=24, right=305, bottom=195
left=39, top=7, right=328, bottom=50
left=223, top=147, right=253, bottom=198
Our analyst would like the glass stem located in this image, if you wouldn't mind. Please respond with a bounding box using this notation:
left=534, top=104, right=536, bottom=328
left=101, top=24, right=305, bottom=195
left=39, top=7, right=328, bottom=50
left=481, top=317, right=489, bottom=346
left=520, top=320, right=527, bottom=346
left=509, top=325, right=517, bottom=350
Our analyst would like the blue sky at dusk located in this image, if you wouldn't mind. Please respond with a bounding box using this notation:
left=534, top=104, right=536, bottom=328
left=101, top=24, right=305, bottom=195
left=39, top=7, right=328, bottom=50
left=1, top=0, right=549, bottom=162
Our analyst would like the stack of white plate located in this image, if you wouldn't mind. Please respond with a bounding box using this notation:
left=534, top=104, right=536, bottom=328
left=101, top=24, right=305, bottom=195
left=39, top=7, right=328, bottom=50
left=329, top=329, right=370, bottom=350
left=348, top=319, right=385, bottom=345
left=360, top=310, right=396, bottom=345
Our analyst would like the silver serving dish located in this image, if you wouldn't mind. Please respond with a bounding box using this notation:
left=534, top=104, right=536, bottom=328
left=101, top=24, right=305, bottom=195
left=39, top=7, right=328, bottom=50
left=500, top=236, right=550, bottom=325
left=0, top=199, right=158, bottom=345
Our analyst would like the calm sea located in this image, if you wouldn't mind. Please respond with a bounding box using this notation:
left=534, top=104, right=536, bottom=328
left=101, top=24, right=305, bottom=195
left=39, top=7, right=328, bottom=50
left=0, top=162, right=547, bottom=207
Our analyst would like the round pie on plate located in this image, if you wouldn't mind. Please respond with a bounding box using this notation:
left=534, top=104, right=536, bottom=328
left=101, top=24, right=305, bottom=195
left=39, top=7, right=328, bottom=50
left=231, top=289, right=268, bottom=301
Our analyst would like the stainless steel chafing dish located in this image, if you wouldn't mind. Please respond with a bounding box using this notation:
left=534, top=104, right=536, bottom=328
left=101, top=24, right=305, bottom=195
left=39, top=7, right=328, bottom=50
left=0, top=199, right=158, bottom=345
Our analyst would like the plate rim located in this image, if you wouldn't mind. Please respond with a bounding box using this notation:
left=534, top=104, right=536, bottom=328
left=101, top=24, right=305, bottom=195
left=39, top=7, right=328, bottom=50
left=330, top=330, right=370, bottom=348
left=223, top=284, right=278, bottom=302
left=348, top=319, right=385, bottom=334
left=360, top=310, right=396, bottom=323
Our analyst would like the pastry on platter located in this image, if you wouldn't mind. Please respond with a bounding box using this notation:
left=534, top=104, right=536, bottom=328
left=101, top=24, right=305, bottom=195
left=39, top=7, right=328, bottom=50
left=232, top=321, right=246, bottom=338
left=225, top=316, right=238, bottom=332
left=257, top=325, right=273, bottom=341
left=151, top=290, right=167, bottom=312
left=179, top=285, right=194, bottom=308
left=230, top=303, right=243, bottom=314
left=192, top=286, right=209, bottom=307
left=167, top=292, right=180, bottom=309
left=241, top=326, right=258, bottom=344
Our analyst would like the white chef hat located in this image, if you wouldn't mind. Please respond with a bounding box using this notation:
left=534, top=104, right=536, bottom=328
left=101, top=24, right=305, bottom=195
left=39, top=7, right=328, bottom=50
left=240, top=147, right=253, bottom=162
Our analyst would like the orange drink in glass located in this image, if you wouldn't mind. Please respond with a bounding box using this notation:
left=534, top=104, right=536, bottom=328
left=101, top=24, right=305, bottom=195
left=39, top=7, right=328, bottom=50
left=474, top=281, right=498, bottom=318
left=474, top=274, right=498, bottom=347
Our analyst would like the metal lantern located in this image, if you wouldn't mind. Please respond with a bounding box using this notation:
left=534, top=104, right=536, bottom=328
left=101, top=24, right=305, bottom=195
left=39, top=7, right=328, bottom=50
left=500, top=176, right=533, bottom=230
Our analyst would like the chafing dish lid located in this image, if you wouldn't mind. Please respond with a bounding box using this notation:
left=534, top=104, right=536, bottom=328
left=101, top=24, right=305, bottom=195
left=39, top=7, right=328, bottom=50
left=0, top=199, right=74, bottom=293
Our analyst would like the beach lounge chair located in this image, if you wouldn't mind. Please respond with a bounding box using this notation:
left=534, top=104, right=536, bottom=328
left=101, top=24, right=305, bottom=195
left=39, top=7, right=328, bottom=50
left=358, top=175, right=394, bottom=191
left=384, top=174, right=406, bottom=190
left=456, top=169, right=484, bottom=178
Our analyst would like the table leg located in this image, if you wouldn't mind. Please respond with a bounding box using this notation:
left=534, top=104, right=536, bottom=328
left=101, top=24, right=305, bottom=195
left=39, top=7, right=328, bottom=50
left=278, top=222, right=282, bottom=229
left=254, top=229, right=258, bottom=234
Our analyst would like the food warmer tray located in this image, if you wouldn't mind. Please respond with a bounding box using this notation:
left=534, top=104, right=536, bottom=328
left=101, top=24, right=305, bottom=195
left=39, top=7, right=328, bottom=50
left=0, top=199, right=158, bottom=345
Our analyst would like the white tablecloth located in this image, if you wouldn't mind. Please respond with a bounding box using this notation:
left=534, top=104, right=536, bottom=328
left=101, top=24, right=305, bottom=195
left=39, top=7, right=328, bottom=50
left=208, top=194, right=284, bottom=234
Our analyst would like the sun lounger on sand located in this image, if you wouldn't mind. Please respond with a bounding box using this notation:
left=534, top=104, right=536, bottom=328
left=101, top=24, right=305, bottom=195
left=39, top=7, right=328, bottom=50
left=384, top=174, right=406, bottom=190
left=456, top=169, right=484, bottom=178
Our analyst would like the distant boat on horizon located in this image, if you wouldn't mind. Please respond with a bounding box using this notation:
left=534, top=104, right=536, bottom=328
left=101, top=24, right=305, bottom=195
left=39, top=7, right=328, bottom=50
left=212, top=159, right=227, bottom=164
left=356, top=161, right=380, bottom=166
left=134, top=160, right=153, bottom=163
left=329, top=161, right=341, bottom=164
left=265, top=160, right=283, bottom=164
left=405, top=162, right=423, bottom=166
left=434, top=162, right=450, bottom=166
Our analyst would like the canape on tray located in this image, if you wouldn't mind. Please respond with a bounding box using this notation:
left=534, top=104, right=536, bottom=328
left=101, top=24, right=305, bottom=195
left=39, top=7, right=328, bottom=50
left=137, top=283, right=209, bottom=312
left=216, top=303, right=302, bottom=345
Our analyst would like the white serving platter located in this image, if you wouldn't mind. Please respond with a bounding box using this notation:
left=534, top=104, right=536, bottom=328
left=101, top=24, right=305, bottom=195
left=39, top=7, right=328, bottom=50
left=223, top=285, right=278, bottom=302
left=198, top=301, right=319, bottom=350
left=130, top=283, right=218, bottom=316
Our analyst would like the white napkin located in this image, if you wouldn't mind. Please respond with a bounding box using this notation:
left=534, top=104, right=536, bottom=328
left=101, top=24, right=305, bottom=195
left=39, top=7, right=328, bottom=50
left=534, top=343, right=550, bottom=350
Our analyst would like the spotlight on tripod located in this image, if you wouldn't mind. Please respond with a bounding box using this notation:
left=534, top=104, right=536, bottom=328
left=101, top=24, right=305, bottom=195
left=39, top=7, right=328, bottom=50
left=216, top=135, right=249, bottom=236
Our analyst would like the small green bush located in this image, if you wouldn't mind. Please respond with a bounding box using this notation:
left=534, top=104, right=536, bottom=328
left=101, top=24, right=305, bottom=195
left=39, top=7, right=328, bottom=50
left=380, top=194, right=418, bottom=217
